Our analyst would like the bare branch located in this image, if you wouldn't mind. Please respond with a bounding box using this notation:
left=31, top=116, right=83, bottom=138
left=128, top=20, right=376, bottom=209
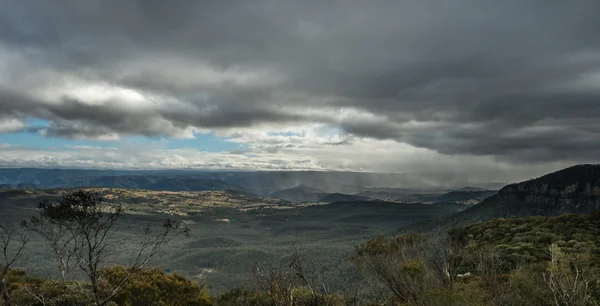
left=22, top=190, right=189, bottom=306
left=0, top=223, right=30, bottom=306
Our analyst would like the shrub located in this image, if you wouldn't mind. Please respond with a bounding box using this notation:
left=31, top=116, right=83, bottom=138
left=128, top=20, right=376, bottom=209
left=101, top=266, right=212, bottom=306
left=418, top=281, right=485, bottom=306
left=214, top=288, right=268, bottom=306
left=7, top=270, right=94, bottom=306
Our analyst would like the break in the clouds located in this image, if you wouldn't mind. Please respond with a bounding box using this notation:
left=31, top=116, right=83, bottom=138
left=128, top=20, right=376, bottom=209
left=1, top=0, right=600, bottom=179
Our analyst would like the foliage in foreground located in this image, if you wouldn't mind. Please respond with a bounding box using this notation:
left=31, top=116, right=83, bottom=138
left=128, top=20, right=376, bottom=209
left=2, top=189, right=600, bottom=305
left=3, top=268, right=211, bottom=306
left=19, top=190, right=188, bottom=306
left=351, top=212, right=600, bottom=305
left=101, top=267, right=212, bottom=306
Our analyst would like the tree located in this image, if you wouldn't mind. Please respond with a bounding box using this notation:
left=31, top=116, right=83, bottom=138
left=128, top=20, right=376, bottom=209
left=22, top=190, right=189, bottom=306
left=353, top=231, right=473, bottom=304
left=424, top=229, right=468, bottom=288
left=353, top=233, right=429, bottom=304
left=543, top=244, right=597, bottom=306
left=251, top=261, right=296, bottom=306
left=250, top=242, right=343, bottom=306
left=0, top=224, right=29, bottom=306
left=22, top=195, right=86, bottom=281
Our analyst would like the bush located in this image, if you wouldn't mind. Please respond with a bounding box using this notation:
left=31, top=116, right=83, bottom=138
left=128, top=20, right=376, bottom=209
left=214, top=288, right=268, bottom=306
left=214, top=287, right=346, bottom=306
left=418, top=281, right=485, bottom=306
left=289, top=286, right=346, bottom=306
left=6, top=270, right=94, bottom=306
left=101, top=266, right=212, bottom=306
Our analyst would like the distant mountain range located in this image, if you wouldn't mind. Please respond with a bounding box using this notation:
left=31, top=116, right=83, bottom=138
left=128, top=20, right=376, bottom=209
left=4, top=164, right=600, bottom=233
left=0, top=183, right=38, bottom=189
left=0, top=168, right=501, bottom=204
left=0, top=168, right=503, bottom=195
left=6, top=166, right=600, bottom=215
left=356, top=187, right=429, bottom=201
left=433, top=190, right=497, bottom=204
left=51, top=175, right=235, bottom=192
left=268, top=184, right=325, bottom=202
left=0, top=175, right=236, bottom=192
left=266, top=183, right=496, bottom=204
left=318, top=193, right=373, bottom=203
left=456, top=186, right=490, bottom=192
left=267, top=185, right=373, bottom=203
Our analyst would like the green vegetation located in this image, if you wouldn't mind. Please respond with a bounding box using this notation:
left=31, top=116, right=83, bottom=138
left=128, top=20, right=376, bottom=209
left=12, top=190, right=187, bottom=306
left=0, top=188, right=464, bottom=293
left=351, top=212, right=600, bottom=305
left=102, top=267, right=212, bottom=306
left=1, top=186, right=599, bottom=305
left=450, top=213, right=600, bottom=265
left=3, top=211, right=599, bottom=305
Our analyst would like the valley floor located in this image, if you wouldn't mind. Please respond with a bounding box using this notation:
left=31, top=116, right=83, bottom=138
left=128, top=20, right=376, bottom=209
left=0, top=188, right=464, bottom=293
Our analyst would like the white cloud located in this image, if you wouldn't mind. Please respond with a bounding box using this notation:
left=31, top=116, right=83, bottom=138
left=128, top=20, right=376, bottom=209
left=0, top=133, right=577, bottom=187
left=1, top=0, right=600, bottom=176
left=0, top=118, right=25, bottom=133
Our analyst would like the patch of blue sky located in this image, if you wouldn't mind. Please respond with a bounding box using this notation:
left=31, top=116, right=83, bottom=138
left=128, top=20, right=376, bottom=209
left=0, top=119, right=248, bottom=152
left=24, top=118, right=49, bottom=128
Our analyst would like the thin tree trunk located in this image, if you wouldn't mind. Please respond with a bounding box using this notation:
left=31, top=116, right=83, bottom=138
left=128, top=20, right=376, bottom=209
left=1, top=276, right=11, bottom=306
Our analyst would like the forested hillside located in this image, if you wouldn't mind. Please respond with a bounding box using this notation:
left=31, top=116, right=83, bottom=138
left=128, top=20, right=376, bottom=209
left=1, top=166, right=600, bottom=305
left=3, top=209, right=599, bottom=305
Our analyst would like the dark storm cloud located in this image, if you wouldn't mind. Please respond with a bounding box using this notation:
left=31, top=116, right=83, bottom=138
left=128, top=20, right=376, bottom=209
left=1, top=0, right=600, bottom=162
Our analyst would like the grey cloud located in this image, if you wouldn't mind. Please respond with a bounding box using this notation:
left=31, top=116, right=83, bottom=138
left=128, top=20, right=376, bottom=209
left=1, top=0, right=600, bottom=163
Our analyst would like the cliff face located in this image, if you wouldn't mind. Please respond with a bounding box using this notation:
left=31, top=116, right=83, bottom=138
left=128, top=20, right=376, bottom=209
left=496, top=183, right=600, bottom=213
left=495, top=165, right=600, bottom=214
left=458, top=165, right=600, bottom=223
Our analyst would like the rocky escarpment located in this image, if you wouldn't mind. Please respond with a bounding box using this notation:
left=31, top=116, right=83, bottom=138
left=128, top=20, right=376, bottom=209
left=456, top=165, right=600, bottom=223
left=497, top=164, right=600, bottom=212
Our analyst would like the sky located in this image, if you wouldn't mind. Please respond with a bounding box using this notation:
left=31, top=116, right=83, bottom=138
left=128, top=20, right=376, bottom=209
left=0, top=0, right=599, bottom=183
